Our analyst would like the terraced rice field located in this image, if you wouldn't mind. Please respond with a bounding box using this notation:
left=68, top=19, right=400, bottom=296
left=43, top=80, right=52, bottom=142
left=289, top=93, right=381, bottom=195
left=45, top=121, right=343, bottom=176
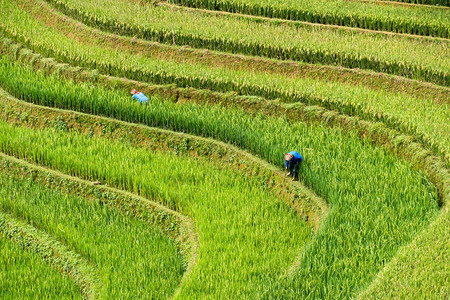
left=0, top=0, right=448, bottom=298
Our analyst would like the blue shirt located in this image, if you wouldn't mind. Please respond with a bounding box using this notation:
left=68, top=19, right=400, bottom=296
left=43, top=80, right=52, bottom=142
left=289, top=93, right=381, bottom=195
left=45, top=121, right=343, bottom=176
left=285, top=151, right=303, bottom=168
left=132, top=92, right=149, bottom=104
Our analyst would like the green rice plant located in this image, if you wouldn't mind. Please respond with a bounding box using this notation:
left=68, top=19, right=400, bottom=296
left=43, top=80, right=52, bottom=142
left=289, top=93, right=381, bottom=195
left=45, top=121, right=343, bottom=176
left=0, top=218, right=83, bottom=299
left=357, top=208, right=449, bottom=299
left=0, top=169, right=184, bottom=299
left=0, top=79, right=439, bottom=298
left=0, top=121, right=312, bottom=298
left=0, top=31, right=448, bottom=161
left=0, top=0, right=445, bottom=298
left=367, top=0, right=449, bottom=7
left=15, top=0, right=450, bottom=85
left=166, top=0, right=450, bottom=37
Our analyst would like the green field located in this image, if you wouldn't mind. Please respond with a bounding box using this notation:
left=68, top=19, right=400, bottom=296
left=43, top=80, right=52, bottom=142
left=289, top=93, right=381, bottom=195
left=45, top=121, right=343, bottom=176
left=0, top=0, right=448, bottom=298
left=0, top=215, right=84, bottom=299
left=15, top=0, right=449, bottom=86
left=0, top=158, right=185, bottom=299
left=166, top=0, right=450, bottom=37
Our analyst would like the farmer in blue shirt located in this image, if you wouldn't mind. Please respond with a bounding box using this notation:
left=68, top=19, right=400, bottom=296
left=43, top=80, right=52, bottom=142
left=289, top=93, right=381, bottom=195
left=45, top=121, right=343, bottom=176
left=285, top=151, right=303, bottom=181
left=130, top=89, right=149, bottom=104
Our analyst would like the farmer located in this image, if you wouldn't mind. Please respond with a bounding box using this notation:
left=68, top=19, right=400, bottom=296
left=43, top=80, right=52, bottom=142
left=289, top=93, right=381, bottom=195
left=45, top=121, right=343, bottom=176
left=130, top=89, right=149, bottom=104
left=285, top=151, right=303, bottom=181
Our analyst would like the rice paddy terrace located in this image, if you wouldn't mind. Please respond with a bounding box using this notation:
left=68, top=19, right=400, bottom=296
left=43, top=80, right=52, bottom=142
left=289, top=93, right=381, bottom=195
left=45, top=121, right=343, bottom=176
left=0, top=0, right=448, bottom=298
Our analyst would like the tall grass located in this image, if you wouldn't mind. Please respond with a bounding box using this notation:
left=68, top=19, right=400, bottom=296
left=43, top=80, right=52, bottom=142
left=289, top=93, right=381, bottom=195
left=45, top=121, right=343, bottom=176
left=357, top=208, right=449, bottom=299
left=0, top=78, right=439, bottom=297
left=166, top=0, right=450, bottom=37
left=10, top=0, right=449, bottom=85
left=0, top=221, right=83, bottom=299
left=0, top=121, right=311, bottom=298
left=379, top=0, right=449, bottom=5
left=0, top=170, right=184, bottom=299
left=0, top=0, right=445, bottom=297
left=0, top=25, right=448, bottom=159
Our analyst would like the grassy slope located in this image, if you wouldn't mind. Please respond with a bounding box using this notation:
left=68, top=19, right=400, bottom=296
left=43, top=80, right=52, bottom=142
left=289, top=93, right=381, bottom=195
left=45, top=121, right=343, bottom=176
left=0, top=66, right=440, bottom=297
left=0, top=21, right=446, bottom=298
left=358, top=206, right=449, bottom=299
left=166, top=0, right=450, bottom=29
left=0, top=119, right=312, bottom=298
left=0, top=171, right=184, bottom=299
left=1, top=1, right=449, bottom=160
left=47, top=0, right=449, bottom=74
left=0, top=224, right=83, bottom=300
left=17, top=0, right=450, bottom=104
left=0, top=0, right=446, bottom=298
